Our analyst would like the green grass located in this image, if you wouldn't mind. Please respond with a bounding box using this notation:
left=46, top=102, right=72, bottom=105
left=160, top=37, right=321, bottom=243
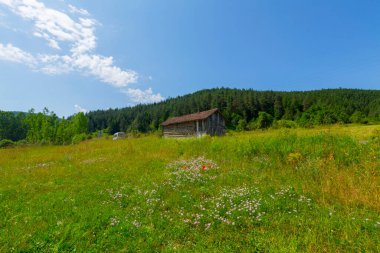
left=0, top=124, right=379, bottom=252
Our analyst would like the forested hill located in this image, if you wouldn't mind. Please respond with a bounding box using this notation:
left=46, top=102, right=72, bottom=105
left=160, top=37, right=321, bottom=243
left=1, top=88, right=380, bottom=144
left=87, top=88, right=380, bottom=133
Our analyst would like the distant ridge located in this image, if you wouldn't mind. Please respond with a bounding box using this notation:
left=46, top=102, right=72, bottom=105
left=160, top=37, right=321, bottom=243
left=0, top=111, right=25, bottom=115
left=10, top=111, right=24, bottom=115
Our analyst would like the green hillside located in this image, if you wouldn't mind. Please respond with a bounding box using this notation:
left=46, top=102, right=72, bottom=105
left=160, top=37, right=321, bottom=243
left=87, top=88, right=380, bottom=133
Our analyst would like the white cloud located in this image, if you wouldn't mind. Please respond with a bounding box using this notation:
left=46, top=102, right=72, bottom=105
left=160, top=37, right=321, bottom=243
left=3, top=0, right=97, bottom=53
left=74, top=104, right=88, bottom=113
left=0, top=42, right=36, bottom=64
left=123, top=88, right=164, bottom=104
left=0, top=0, right=163, bottom=104
left=36, top=53, right=138, bottom=86
left=68, top=4, right=89, bottom=16
left=0, top=0, right=12, bottom=7
left=38, top=54, right=71, bottom=74
left=71, top=54, right=138, bottom=87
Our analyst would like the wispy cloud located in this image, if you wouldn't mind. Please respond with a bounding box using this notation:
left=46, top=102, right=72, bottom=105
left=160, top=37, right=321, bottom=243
left=74, top=104, right=88, bottom=113
left=0, top=43, right=35, bottom=64
left=70, top=54, right=138, bottom=87
left=68, top=4, right=89, bottom=16
left=0, top=0, right=163, bottom=104
left=37, top=53, right=138, bottom=86
left=3, top=0, right=97, bottom=54
left=122, top=88, right=164, bottom=104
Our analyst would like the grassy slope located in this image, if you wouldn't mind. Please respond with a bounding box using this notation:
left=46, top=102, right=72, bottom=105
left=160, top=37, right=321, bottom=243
left=0, top=125, right=379, bottom=252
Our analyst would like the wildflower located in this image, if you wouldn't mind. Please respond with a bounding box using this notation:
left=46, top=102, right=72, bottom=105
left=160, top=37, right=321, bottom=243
left=205, top=223, right=212, bottom=230
left=132, top=220, right=141, bottom=228
left=167, top=156, right=219, bottom=186
left=110, top=217, right=120, bottom=226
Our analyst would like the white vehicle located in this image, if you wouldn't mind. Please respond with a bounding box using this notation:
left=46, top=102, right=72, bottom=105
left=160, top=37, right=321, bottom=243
left=112, top=132, right=126, bottom=140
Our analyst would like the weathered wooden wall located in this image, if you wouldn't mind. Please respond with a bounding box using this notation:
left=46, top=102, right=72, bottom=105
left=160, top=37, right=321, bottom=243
left=163, top=112, right=225, bottom=137
left=163, top=121, right=196, bottom=137
left=205, top=112, right=225, bottom=136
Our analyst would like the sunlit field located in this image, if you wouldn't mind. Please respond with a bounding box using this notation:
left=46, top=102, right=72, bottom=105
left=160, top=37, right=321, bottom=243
left=1, top=124, right=379, bottom=252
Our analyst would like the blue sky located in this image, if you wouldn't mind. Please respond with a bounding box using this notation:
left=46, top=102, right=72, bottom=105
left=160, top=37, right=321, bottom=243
left=0, top=0, right=380, bottom=116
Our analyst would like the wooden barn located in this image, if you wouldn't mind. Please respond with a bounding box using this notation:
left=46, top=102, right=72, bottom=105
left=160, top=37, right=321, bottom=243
left=161, top=108, right=225, bottom=138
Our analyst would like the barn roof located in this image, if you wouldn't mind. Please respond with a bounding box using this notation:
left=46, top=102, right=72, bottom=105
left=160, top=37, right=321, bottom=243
left=161, top=108, right=219, bottom=126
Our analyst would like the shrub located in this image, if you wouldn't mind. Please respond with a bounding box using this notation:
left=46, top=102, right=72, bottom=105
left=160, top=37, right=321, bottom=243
left=71, top=133, right=88, bottom=144
left=272, top=120, right=298, bottom=129
left=16, top=139, right=28, bottom=146
left=236, top=119, right=248, bottom=131
left=0, top=139, right=15, bottom=148
left=350, top=111, right=368, bottom=124
left=256, top=112, right=274, bottom=129
left=127, top=130, right=141, bottom=138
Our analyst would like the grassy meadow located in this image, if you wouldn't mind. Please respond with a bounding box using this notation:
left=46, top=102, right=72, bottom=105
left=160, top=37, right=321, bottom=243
left=0, top=124, right=379, bottom=252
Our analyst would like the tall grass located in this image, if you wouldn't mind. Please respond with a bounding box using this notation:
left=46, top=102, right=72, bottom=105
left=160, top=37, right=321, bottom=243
left=0, top=125, right=379, bottom=252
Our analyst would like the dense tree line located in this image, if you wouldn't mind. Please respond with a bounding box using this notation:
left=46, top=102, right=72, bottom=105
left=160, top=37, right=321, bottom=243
left=0, top=108, right=88, bottom=145
left=87, top=88, right=380, bottom=133
left=1, top=88, right=379, bottom=145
